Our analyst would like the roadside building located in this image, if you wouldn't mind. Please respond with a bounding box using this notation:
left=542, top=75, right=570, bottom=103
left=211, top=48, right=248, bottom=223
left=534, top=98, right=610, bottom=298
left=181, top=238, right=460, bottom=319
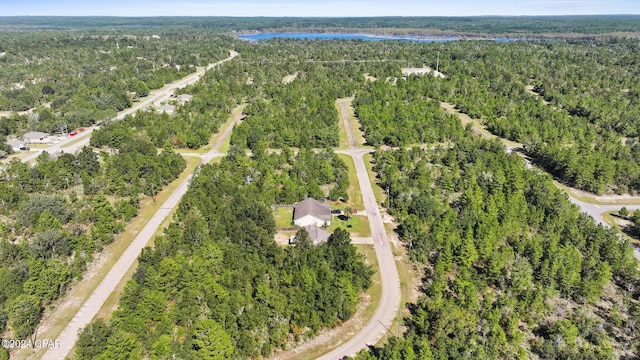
left=23, top=131, right=50, bottom=144
left=6, top=139, right=29, bottom=151
left=293, top=197, right=332, bottom=227
left=177, top=94, right=193, bottom=104
left=157, top=104, right=176, bottom=114
left=289, top=225, right=331, bottom=245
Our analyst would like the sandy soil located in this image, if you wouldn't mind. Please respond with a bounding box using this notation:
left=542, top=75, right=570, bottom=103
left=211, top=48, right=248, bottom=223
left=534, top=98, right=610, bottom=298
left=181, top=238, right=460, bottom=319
left=282, top=72, right=299, bottom=84
left=402, top=67, right=445, bottom=78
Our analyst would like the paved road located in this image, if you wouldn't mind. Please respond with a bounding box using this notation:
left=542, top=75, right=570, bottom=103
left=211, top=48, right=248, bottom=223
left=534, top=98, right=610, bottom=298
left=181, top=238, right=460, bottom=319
left=442, top=101, right=640, bottom=260
left=317, top=100, right=401, bottom=359
left=39, top=54, right=239, bottom=360
left=22, top=50, right=239, bottom=162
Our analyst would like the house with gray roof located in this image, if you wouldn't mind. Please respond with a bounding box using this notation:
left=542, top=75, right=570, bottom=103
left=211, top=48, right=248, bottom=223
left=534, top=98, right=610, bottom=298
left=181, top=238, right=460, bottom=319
left=289, top=225, right=331, bottom=245
left=23, top=131, right=50, bottom=144
left=157, top=104, right=176, bottom=113
left=293, top=197, right=331, bottom=227
left=6, top=139, right=29, bottom=151
left=177, top=94, right=193, bottom=104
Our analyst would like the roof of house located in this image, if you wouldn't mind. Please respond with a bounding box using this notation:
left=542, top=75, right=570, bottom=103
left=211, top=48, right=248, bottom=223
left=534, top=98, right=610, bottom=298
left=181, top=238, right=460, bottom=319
left=303, top=225, right=330, bottom=245
left=177, top=94, right=193, bottom=102
left=6, top=139, right=27, bottom=147
left=23, top=131, right=49, bottom=140
left=157, top=104, right=176, bottom=113
left=293, top=197, right=331, bottom=223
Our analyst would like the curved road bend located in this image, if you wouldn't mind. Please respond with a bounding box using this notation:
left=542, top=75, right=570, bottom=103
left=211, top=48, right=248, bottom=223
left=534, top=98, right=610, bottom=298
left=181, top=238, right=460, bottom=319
left=318, top=100, right=401, bottom=359
left=441, top=101, right=640, bottom=260
left=38, top=55, right=240, bottom=360
left=22, top=50, right=239, bottom=162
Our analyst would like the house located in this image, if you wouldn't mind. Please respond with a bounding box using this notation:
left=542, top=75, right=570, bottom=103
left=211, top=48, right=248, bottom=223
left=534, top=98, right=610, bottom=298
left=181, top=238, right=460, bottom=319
left=293, top=197, right=331, bottom=227
left=303, top=225, right=330, bottom=245
left=177, top=94, right=193, bottom=104
left=289, top=225, right=330, bottom=245
left=6, top=139, right=29, bottom=151
left=157, top=104, right=176, bottom=113
left=23, top=131, right=50, bottom=144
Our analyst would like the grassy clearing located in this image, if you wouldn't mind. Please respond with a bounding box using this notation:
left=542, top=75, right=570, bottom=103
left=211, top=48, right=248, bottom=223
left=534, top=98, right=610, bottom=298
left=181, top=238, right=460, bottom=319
left=273, top=207, right=294, bottom=228
left=26, top=156, right=201, bottom=360
left=363, top=153, right=386, bottom=205
left=286, top=244, right=381, bottom=360
left=337, top=154, right=364, bottom=210
left=218, top=133, right=231, bottom=154
left=347, top=103, right=368, bottom=147
left=328, top=214, right=371, bottom=237
left=602, top=211, right=640, bottom=245
left=209, top=104, right=245, bottom=149
left=336, top=101, right=350, bottom=150
left=554, top=181, right=640, bottom=205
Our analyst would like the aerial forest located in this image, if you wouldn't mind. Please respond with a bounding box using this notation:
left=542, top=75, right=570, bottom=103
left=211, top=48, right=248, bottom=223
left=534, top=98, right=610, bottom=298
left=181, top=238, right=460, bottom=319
left=0, top=16, right=639, bottom=360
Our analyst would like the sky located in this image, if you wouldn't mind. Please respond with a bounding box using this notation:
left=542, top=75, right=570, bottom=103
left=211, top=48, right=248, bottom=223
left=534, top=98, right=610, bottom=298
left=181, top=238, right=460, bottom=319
left=3, top=0, right=640, bottom=17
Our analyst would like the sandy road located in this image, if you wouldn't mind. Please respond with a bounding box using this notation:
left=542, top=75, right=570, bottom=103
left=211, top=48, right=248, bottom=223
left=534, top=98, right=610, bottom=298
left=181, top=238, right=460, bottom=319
left=32, top=54, right=240, bottom=360
left=317, top=100, right=401, bottom=359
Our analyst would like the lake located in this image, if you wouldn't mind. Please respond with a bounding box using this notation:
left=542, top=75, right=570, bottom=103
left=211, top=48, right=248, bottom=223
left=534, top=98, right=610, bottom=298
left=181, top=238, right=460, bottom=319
left=238, top=32, right=531, bottom=42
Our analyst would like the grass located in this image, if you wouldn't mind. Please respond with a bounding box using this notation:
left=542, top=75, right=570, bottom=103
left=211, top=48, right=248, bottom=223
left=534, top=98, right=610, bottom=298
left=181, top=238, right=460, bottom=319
left=328, top=214, right=371, bottom=237
left=554, top=181, right=640, bottom=205
left=218, top=133, right=232, bottom=154
left=602, top=211, right=640, bottom=245
left=347, top=104, right=368, bottom=147
left=289, top=244, right=381, bottom=360
left=273, top=207, right=294, bottom=228
left=363, top=153, right=386, bottom=205
left=337, top=154, right=364, bottom=210
left=22, top=156, right=201, bottom=360
left=209, top=104, right=246, bottom=151
left=336, top=100, right=350, bottom=150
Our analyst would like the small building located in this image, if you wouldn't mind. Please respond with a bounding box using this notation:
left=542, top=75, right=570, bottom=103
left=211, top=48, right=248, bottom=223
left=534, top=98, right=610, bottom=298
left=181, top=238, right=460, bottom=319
left=177, top=94, right=193, bottom=104
left=23, top=131, right=50, bottom=144
left=6, top=139, right=29, bottom=151
left=293, top=198, right=331, bottom=227
left=157, top=104, right=176, bottom=114
left=303, top=225, right=330, bottom=245
left=289, top=225, right=331, bottom=246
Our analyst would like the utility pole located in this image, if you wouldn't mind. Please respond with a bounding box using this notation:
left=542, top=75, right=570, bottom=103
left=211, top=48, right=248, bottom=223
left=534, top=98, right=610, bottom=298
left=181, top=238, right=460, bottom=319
left=436, top=51, right=440, bottom=73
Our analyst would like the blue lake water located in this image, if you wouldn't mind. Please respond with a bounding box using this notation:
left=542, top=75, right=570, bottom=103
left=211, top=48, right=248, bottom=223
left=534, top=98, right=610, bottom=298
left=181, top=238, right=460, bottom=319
left=238, top=32, right=530, bottom=42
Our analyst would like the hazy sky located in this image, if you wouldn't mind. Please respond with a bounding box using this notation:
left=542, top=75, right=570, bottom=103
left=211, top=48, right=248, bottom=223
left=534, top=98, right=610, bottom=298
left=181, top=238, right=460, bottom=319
left=3, top=0, right=639, bottom=17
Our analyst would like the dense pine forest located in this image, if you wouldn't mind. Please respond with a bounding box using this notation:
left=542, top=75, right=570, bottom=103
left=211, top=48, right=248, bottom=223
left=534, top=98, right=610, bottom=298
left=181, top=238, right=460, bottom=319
left=0, top=16, right=639, bottom=360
